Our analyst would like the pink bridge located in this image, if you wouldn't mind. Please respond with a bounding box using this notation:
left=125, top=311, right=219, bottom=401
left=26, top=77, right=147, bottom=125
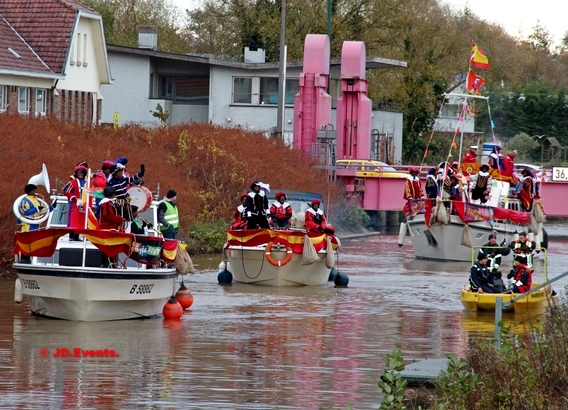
left=337, top=174, right=568, bottom=217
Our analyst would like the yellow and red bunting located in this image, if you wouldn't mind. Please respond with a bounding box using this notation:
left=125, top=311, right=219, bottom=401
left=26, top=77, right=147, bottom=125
left=15, top=228, right=133, bottom=258
left=161, top=239, right=178, bottom=262
left=226, top=229, right=339, bottom=254
left=14, top=229, right=68, bottom=257
left=80, top=230, right=133, bottom=257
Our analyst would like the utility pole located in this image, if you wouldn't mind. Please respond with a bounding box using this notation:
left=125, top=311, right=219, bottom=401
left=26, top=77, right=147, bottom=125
left=276, top=0, right=286, bottom=139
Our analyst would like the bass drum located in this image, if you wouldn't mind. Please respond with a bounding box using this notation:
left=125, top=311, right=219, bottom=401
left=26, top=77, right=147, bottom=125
left=127, top=186, right=152, bottom=212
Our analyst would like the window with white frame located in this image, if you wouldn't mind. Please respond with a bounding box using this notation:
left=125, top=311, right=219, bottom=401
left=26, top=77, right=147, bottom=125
left=0, top=85, right=7, bottom=112
left=233, top=76, right=299, bottom=105
left=35, top=89, right=47, bottom=116
left=18, top=87, right=29, bottom=113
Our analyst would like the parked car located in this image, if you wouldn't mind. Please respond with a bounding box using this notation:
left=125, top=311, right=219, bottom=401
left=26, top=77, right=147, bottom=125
left=513, top=163, right=551, bottom=182
left=335, top=159, right=408, bottom=178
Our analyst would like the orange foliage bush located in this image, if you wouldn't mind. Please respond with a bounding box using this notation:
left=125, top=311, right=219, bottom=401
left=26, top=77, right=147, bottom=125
left=0, top=114, right=343, bottom=267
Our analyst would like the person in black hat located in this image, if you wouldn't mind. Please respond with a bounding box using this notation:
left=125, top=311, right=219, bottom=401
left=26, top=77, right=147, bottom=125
left=506, top=255, right=532, bottom=293
left=469, top=164, right=492, bottom=204
left=245, top=182, right=270, bottom=229
left=158, top=189, right=179, bottom=239
left=468, top=253, right=500, bottom=293
left=130, top=205, right=153, bottom=235
left=18, top=183, right=56, bottom=233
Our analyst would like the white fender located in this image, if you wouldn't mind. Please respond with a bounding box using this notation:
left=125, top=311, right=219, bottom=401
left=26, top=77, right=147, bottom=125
left=218, top=261, right=230, bottom=273
left=13, top=194, right=50, bottom=225
left=398, top=222, right=407, bottom=248
left=527, top=232, right=535, bottom=242
left=14, top=278, right=23, bottom=303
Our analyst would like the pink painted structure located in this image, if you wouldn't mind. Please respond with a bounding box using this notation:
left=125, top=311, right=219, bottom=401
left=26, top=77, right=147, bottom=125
left=293, top=34, right=331, bottom=154
left=336, top=174, right=568, bottom=216
left=335, top=41, right=372, bottom=160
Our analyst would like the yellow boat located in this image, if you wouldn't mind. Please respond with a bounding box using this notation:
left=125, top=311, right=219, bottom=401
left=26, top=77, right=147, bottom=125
left=460, top=283, right=557, bottom=314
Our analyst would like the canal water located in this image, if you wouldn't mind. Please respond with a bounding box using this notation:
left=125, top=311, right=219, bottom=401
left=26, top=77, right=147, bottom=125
left=1, top=234, right=567, bottom=409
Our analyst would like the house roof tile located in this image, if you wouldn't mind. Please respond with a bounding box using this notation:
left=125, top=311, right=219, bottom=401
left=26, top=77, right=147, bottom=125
left=0, top=0, right=96, bottom=74
left=0, top=14, right=54, bottom=75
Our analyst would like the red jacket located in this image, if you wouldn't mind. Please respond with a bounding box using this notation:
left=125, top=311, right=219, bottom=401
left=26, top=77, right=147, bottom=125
left=462, top=150, right=477, bottom=163
left=404, top=176, right=424, bottom=200
left=92, top=170, right=109, bottom=188
left=305, top=208, right=335, bottom=233
left=98, top=199, right=124, bottom=230
left=512, top=264, right=532, bottom=293
left=63, top=178, right=86, bottom=229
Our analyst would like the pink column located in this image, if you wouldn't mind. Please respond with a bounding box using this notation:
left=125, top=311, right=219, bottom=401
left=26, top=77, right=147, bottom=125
left=336, top=41, right=372, bottom=160
left=293, top=34, right=331, bottom=154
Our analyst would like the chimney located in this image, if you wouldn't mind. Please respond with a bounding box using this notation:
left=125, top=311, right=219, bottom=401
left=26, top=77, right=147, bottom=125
left=244, top=46, right=266, bottom=63
left=138, top=26, right=158, bottom=50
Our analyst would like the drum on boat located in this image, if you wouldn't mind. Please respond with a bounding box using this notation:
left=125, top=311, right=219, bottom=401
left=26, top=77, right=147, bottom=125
left=130, top=235, right=164, bottom=265
left=128, top=186, right=153, bottom=212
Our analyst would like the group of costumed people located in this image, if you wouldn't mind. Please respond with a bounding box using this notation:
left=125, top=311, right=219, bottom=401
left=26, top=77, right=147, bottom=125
left=231, top=181, right=335, bottom=234
left=403, top=145, right=541, bottom=214
left=468, top=231, right=536, bottom=294
left=18, top=158, right=180, bottom=241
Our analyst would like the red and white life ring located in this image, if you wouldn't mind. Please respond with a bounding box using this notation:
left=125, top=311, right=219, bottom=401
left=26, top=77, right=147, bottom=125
left=265, top=241, right=293, bottom=267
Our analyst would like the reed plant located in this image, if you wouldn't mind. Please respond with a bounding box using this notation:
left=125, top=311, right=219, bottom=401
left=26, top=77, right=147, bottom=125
left=377, top=293, right=568, bottom=409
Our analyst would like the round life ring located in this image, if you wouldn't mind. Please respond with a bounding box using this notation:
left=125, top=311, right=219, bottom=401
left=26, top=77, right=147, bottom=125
left=265, top=241, right=293, bottom=267
left=13, top=194, right=50, bottom=225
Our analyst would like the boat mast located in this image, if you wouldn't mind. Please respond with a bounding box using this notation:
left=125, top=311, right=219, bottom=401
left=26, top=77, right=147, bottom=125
left=443, top=92, right=488, bottom=165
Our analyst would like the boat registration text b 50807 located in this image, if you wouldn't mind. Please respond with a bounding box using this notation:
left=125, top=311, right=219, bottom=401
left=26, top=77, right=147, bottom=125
left=552, top=167, right=568, bottom=182
left=129, top=284, right=154, bottom=294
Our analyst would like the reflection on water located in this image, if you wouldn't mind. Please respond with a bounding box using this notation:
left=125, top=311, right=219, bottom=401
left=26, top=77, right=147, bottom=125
left=1, top=234, right=567, bottom=408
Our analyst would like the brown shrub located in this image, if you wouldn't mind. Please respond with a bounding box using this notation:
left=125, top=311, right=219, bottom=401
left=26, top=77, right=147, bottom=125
left=0, top=114, right=343, bottom=267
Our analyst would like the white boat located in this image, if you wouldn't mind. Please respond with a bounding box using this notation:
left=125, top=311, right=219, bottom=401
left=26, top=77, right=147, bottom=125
left=224, top=228, right=338, bottom=286
left=222, top=190, right=339, bottom=286
left=13, top=187, right=180, bottom=321
left=404, top=181, right=544, bottom=262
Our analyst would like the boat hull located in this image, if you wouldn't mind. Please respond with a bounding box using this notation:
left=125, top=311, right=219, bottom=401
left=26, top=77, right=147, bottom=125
left=226, top=246, right=331, bottom=286
left=15, top=265, right=177, bottom=321
left=406, top=214, right=526, bottom=262
left=460, top=283, right=552, bottom=314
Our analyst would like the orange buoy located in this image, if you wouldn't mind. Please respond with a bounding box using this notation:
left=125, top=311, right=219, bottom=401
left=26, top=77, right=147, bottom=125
left=163, top=296, right=183, bottom=319
left=175, top=284, right=194, bottom=309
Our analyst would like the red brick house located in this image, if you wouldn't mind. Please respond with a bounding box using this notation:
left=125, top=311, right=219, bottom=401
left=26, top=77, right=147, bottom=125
left=0, top=0, right=111, bottom=125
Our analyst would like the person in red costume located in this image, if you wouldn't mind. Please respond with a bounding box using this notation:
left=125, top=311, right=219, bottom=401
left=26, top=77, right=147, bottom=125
left=403, top=167, right=424, bottom=215
left=231, top=193, right=248, bottom=230
left=92, top=160, right=115, bottom=189
left=404, top=167, right=424, bottom=200
left=501, top=150, right=517, bottom=181
left=98, top=186, right=125, bottom=230
left=269, top=191, right=293, bottom=229
left=519, top=168, right=538, bottom=212
left=305, top=199, right=335, bottom=234
left=97, top=186, right=125, bottom=268
left=506, top=256, right=532, bottom=293
left=462, top=146, right=478, bottom=163
left=63, top=164, right=89, bottom=240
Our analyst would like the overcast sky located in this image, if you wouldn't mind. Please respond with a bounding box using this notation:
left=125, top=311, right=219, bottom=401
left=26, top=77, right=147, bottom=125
left=172, top=0, right=566, bottom=45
